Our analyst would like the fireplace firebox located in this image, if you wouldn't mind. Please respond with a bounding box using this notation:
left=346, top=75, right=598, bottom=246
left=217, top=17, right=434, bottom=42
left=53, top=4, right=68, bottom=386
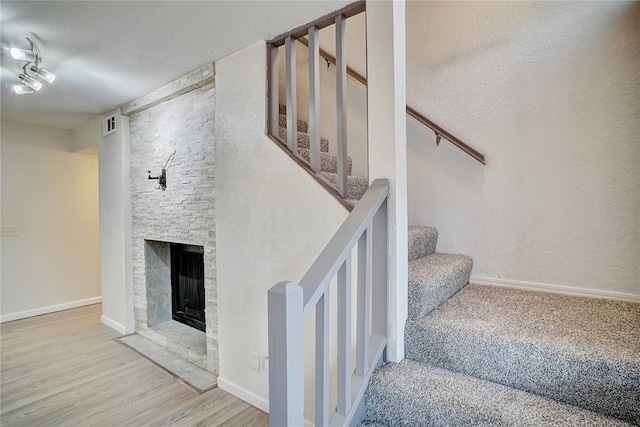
left=171, top=243, right=206, bottom=332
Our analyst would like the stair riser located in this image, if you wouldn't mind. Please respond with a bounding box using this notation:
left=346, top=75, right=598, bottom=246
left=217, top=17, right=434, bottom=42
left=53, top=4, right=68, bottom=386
left=407, top=255, right=472, bottom=319
left=408, top=226, right=438, bottom=262
left=322, top=172, right=368, bottom=201
left=278, top=114, right=308, bottom=133
left=297, top=148, right=352, bottom=175
left=278, top=127, right=329, bottom=152
left=405, top=323, right=640, bottom=424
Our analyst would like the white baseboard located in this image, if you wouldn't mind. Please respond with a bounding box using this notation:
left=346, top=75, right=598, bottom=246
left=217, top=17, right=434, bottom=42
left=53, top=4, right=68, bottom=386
left=217, top=377, right=269, bottom=413
left=100, top=315, right=126, bottom=335
left=470, top=276, right=640, bottom=303
left=0, top=296, right=102, bottom=323
left=217, top=377, right=314, bottom=425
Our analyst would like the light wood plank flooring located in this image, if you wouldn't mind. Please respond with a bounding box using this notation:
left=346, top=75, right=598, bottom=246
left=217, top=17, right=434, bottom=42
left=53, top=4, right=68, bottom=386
left=0, top=304, right=268, bottom=426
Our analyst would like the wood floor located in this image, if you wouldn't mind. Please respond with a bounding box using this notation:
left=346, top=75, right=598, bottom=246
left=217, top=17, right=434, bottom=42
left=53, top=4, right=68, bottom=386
left=0, top=304, right=269, bottom=426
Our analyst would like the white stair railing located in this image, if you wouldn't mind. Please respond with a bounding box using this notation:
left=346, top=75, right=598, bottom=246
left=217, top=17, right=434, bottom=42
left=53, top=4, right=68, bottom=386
left=267, top=2, right=366, bottom=209
left=268, top=179, right=389, bottom=426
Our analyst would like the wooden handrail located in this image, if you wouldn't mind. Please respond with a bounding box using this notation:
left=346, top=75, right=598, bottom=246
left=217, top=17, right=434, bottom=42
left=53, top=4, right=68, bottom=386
left=406, top=106, right=486, bottom=165
left=297, top=39, right=486, bottom=165
left=268, top=1, right=366, bottom=47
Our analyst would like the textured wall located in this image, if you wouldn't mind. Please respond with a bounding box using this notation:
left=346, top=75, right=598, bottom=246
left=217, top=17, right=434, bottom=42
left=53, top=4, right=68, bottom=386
left=1, top=122, right=100, bottom=318
left=406, top=1, right=640, bottom=297
left=215, top=42, right=350, bottom=412
left=74, top=113, right=134, bottom=334
left=129, top=83, right=217, bottom=372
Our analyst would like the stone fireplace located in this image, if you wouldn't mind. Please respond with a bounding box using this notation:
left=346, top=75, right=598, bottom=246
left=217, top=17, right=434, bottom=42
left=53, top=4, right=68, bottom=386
left=127, top=66, right=217, bottom=375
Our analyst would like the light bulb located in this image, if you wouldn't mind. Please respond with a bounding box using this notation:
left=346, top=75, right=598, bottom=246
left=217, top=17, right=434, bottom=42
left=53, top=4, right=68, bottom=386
left=30, top=65, right=56, bottom=83
left=10, top=47, right=36, bottom=62
left=13, top=84, right=34, bottom=94
left=19, top=74, right=42, bottom=91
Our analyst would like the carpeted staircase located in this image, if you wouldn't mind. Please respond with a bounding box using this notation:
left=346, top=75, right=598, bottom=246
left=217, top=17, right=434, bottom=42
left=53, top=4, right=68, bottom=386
left=363, top=226, right=640, bottom=426
left=277, top=110, right=369, bottom=202
left=275, top=112, right=639, bottom=426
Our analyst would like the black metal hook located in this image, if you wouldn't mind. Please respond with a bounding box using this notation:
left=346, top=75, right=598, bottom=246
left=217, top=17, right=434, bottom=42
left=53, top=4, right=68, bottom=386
left=148, top=168, right=167, bottom=189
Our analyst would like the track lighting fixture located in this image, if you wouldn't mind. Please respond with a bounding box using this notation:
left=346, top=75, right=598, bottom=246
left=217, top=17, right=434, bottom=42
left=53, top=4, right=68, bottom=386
left=18, top=72, right=43, bottom=91
left=10, top=37, right=56, bottom=95
left=30, top=65, right=56, bottom=83
left=10, top=47, right=37, bottom=62
left=13, top=85, right=34, bottom=95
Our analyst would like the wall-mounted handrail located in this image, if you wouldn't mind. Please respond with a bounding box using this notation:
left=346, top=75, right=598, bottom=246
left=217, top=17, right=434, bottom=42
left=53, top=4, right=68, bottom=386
left=268, top=179, right=389, bottom=427
left=406, top=106, right=486, bottom=164
left=297, top=38, right=486, bottom=165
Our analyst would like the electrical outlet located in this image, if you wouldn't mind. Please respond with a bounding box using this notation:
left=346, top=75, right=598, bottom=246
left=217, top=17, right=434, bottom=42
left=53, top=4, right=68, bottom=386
left=251, top=352, right=260, bottom=373
left=263, top=356, right=269, bottom=373
left=1, top=227, right=18, bottom=237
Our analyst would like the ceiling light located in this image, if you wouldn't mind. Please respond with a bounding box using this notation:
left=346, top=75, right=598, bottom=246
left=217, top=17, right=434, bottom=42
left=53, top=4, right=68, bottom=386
left=13, top=84, right=34, bottom=94
left=10, top=47, right=37, bottom=62
left=10, top=37, right=56, bottom=94
left=19, top=73, right=43, bottom=91
left=30, top=65, right=56, bottom=83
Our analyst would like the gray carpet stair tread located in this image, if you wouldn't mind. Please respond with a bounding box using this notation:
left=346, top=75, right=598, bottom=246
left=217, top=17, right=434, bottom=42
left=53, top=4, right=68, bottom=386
left=408, top=225, right=438, bottom=262
left=278, top=113, right=308, bottom=133
left=364, top=359, right=632, bottom=427
left=297, top=147, right=352, bottom=175
left=407, top=252, right=472, bottom=319
left=278, top=127, right=329, bottom=152
left=404, top=285, right=640, bottom=424
left=321, top=172, right=368, bottom=201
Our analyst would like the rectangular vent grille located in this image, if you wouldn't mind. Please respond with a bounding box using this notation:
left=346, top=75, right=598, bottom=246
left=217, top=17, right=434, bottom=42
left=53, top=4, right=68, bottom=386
left=103, top=114, right=117, bottom=136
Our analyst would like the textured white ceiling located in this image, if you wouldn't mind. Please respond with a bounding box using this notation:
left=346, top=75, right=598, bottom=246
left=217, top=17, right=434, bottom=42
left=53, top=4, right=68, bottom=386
left=0, top=0, right=350, bottom=130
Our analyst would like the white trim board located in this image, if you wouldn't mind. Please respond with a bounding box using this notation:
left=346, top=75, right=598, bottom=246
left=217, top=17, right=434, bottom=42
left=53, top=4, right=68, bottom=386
left=470, top=276, right=640, bottom=303
left=217, top=377, right=314, bottom=425
left=217, top=377, right=269, bottom=413
left=100, top=315, right=126, bottom=335
left=0, top=296, right=102, bottom=323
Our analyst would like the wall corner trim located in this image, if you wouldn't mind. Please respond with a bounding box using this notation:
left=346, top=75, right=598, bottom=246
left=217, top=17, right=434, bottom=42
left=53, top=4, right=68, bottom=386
left=471, top=276, right=640, bottom=303
left=100, top=314, right=127, bottom=335
left=120, top=63, right=215, bottom=116
left=217, top=377, right=269, bottom=414
left=0, top=296, right=102, bottom=323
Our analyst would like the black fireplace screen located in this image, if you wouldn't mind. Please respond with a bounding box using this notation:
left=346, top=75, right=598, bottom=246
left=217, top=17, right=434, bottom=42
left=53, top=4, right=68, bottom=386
left=171, top=244, right=206, bottom=332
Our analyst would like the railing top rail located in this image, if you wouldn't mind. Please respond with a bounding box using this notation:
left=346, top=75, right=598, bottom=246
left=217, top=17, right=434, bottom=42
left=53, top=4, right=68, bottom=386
left=299, top=178, right=389, bottom=316
left=292, top=38, right=486, bottom=165
left=268, top=1, right=366, bottom=47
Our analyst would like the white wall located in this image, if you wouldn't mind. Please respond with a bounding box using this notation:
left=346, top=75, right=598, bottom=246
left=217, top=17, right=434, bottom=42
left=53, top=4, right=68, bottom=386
left=1, top=121, right=101, bottom=320
left=215, top=42, right=350, bottom=412
left=74, top=113, right=133, bottom=333
left=406, top=1, right=640, bottom=298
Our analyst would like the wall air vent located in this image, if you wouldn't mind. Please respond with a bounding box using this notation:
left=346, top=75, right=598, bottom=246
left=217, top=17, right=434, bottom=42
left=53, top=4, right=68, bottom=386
left=103, top=114, right=117, bottom=136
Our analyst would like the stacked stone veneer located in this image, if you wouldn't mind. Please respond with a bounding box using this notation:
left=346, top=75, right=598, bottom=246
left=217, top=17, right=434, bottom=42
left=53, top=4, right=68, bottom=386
left=129, top=82, right=217, bottom=374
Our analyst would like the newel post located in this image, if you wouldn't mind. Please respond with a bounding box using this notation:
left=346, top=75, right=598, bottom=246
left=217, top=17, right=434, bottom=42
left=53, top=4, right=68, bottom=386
left=268, top=281, right=304, bottom=427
